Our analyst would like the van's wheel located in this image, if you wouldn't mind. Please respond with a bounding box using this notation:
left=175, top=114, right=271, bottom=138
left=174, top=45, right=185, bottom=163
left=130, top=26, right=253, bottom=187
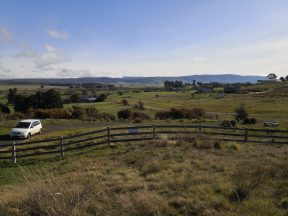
left=39, top=129, right=43, bottom=134
left=27, top=133, right=31, bottom=139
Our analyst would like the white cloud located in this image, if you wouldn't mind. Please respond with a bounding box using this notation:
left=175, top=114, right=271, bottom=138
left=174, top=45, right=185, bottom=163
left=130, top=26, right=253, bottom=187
left=34, top=45, right=68, bottom=69
left=193, top=57, right=206, bottom=61
left=15, top=45, right=38, bottom=58
left=15, top=44, right=69, bottom=70
left=0, top=64, right=11, bottom=73
left=44, top=45, right=57, bottom=52
left=46, top=29, right=70, bottom=40
left=0, top=27, right=12, bottom=42
left=56, top=68, right=92, bottom=78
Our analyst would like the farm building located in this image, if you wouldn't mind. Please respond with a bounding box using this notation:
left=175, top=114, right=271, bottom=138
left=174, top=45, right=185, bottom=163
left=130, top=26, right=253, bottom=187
left=79, top=95, right=98, bottom=102
left=257, top=80, right=277, bottom=84
left=197, top=87, right=213, bottom=93
left=224, top=85, right=240, bottom=94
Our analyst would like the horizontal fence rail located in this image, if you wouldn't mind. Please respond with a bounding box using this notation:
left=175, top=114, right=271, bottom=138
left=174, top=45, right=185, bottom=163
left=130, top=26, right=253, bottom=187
left=0, top=125, right=287, bottom=164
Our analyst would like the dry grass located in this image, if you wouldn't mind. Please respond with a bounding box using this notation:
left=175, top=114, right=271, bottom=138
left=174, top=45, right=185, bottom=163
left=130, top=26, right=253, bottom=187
left=0, top=135, right=288, bottom=215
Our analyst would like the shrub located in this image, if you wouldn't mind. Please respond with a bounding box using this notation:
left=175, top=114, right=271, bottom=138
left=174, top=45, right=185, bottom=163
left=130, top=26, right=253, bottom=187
left=117, top=109, right=133, bottom=120
left=243, top=118, right=257, bottom=124
left=135, top=100, right=145, bottom=110
left=193, top=137, right=214, bottom=149
left=155, top=110, right=172, bottom=120
left=29, top=108, right=72, bottom=119
left=133, top=118, right=142, bottom=124
left=95, top=93, right=107, bottom=102
left=117, top=109, right=149, bottom=121
left=230, top=164, right=267, bottom=201
left=0, top=103, right=10, bottom=114
left=235, top=104, right=248, bottom=122
left=70, top=94, right=81, bottom=103
left=121, top=99, right=129, bottom=106
left=95, top=113, right=116, bottom=121
left=70, top=106, right=85, bottom=119
left=155, top=108, right=205, bottom=120
left=27, top=106, right=116, bottom=121
left=84, top=106, right=99, bottom=119
left=132, top=111, right=150, bottom=120
left=7, top=112, right=26, bottom=120
left=220, top=120, right=236, bottom=128
left=141, top=160, right=162, bottom=176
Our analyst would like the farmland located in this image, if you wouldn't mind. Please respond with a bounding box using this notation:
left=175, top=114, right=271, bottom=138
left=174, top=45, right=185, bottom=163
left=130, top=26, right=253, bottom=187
left=0, top=81, right=288, bottom=215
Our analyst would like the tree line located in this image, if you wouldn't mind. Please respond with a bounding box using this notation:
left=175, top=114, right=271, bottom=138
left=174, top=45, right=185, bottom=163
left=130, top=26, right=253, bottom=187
left=7, top=88, right=63, bottom=113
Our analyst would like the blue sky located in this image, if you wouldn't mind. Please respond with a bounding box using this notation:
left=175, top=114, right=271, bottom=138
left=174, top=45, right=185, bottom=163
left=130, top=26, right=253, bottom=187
left=0, top=0, right=288, bottom=78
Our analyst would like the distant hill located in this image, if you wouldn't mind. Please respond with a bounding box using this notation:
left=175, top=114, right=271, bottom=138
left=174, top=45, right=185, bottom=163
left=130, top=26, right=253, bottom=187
left=0, top=74, right=267, bottom=84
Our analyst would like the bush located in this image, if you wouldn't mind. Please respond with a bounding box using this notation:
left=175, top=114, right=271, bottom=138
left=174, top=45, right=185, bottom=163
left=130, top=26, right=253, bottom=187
left=220, top=120, right=236, bottom=127
left=94, top=113, right=116, bottom=122
left=121, top=99, right=129, bottom=106
left=235, top=104, right=248, bottom=122
left=133, top=118, right=142, bottom=124
left=135, top=100, right=145, bottom=110
left=243, top=118, right=257, bottom=124
left=27, top=106, right=116, bottom=121
left=84, top=106, right=99, bottom=119
left=29, top=108, right=72, bottom=119
left=7, top=112, right=26, bottom=120
left=70, top=106, right=85, bottom=119
left=95, top=93, right=107, bottom=102
left=70, top=94, right=81, bottom=103
left=155, top=108, right=205, bottom=120
left=155, top=110, right=172, bottom=120
left=117, top=109, right=149, bottom=121
left=230, top=164, right=267, bottom=201
left=132, top=111, right=150, bottom=120
left=0, top=103, right=10, bottom=114
left=117, top=109, right=133, bottom=120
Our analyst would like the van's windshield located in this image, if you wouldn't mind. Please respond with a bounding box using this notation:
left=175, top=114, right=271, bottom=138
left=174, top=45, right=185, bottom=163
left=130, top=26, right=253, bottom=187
left=15, top=122, right=31, bottom=129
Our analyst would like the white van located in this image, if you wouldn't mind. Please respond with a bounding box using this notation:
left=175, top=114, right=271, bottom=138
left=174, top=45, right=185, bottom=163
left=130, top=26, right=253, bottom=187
left=9, top=119, right=43, bottom=139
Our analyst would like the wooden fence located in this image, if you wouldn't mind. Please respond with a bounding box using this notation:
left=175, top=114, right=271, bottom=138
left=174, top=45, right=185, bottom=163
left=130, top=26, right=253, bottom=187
left=0, top=125, right=287, bottom=164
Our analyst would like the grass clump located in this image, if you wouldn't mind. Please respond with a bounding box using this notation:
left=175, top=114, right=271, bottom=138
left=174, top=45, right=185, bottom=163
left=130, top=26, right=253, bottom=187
left=229, top=163, right=268, bottom=201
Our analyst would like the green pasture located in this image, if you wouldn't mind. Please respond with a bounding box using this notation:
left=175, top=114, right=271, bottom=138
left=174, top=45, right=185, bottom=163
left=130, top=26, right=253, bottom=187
left=0, top=82, right=287, bottom=129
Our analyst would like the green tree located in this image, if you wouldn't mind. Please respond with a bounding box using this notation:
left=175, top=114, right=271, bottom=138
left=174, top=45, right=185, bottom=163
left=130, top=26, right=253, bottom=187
left=70, top=94, right=80, bottom=103
left=13, top=95, right=31, bottom=113
left=43, top=89, right=63, bottom=109
left=7, top=88, right=17, bottom=104
left=0, top=103, right=10, bottom=114
left=267, top=73, right=277, bottom=80
left=96, top=94, right=107, bottom=102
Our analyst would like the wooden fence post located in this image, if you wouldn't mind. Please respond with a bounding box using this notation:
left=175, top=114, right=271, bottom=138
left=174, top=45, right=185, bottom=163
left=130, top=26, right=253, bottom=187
left=244, top=128, right=249, bottom=142
left=107, top=127, right=110, bottom=146
left=199, top=125, right=202, bottom=137
left=152, top=124, right=156, bottom=140
left=12, top=142, right=16, bottom=164
left=60, top=136, right=64, bottom=157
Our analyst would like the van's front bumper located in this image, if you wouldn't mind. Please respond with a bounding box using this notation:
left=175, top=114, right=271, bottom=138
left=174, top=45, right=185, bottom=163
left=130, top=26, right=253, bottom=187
left=9, top=134, right=26, bottom=139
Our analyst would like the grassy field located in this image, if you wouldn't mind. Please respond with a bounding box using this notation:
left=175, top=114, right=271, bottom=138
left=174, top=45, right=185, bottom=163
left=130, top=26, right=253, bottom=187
left=0, top=134, right=288, bottom=215
left=0, top=82, right=287, bottom=215
left=0, top=82, right=287, bottom=127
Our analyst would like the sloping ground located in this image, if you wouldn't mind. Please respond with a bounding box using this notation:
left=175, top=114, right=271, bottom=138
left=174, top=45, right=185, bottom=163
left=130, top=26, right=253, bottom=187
left=0, top=136, right=288, bottom=216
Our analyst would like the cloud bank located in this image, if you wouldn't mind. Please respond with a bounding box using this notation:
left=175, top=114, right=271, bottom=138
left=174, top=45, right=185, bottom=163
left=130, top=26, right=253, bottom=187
left=46, top=29, right=70, bottom=40
left=0, top=27, right=12, bottom=43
